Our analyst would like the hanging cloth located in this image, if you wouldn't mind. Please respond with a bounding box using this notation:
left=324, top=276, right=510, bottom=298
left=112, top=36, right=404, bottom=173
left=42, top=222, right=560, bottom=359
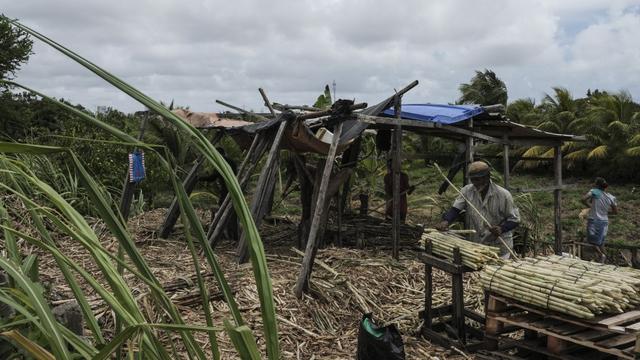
left=128, top=150, right=146, bottom=183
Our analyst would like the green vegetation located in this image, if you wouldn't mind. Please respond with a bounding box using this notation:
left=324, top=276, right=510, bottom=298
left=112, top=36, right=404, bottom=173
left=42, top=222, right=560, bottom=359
left=0, top=17, right=278, bottom=359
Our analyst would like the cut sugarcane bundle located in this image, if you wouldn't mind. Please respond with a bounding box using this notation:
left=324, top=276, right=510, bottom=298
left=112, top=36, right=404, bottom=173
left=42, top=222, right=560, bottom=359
left=481, top=255, right=640, bottom=319
left=421, top=231, right=500, bottom=270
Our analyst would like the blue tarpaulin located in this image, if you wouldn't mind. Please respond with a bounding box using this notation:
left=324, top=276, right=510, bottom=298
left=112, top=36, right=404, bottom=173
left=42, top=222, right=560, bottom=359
left=382, top=104, right=485, bottom=124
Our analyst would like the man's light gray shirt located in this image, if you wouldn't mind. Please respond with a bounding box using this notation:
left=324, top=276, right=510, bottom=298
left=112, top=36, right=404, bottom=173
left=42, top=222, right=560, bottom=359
left=452, top=182, right=520, bottom=250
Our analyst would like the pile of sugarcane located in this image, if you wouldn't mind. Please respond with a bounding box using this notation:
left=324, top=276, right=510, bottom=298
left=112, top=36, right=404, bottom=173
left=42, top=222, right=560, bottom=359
left=481, top=255, right=640, bottom=319
left=421, top=231, right=501, bottom=270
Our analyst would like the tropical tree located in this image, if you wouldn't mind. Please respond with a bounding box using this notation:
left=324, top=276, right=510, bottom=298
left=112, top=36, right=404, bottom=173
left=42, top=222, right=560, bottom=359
left=0, top=17, right=32, bottom=81
left=458, top=69, right=508, bottom=106
left=506, top=98, right=542, bottom=126
left=566, top=91, right=640, bottom=168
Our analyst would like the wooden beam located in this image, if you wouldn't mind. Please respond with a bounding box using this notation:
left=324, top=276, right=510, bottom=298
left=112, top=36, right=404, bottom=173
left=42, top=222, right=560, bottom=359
left=554, top=144, right=563, bottom=255
left=511, top=184, right=575, bottom=193
left=236, top=91, right=290, bottom=263
left=392, top=95, right=402, bottom=260
left=159, top=131, right=225, bottom=238
left=295, top=120, right=344, bottom=298
left=118, top=116, right=148, bottom=221
left=207, top=134, right=268, bottom=247
left=503, top=135, right=510, bottom=189
left=158, top=155, right=205, bottom=238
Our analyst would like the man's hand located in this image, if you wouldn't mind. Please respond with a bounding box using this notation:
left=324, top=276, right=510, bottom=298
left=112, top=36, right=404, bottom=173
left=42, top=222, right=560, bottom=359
left=489, top=225, right=502, bottom=237
left=436, top=220, right=450, bottom=231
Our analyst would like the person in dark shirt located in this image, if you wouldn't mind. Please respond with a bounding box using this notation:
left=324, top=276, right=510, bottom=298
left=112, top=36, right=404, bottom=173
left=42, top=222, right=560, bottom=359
left=384, top=159, right=413, bottom=223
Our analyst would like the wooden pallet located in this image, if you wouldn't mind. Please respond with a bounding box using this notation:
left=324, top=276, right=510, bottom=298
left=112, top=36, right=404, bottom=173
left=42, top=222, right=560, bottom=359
left=485, top=293, right=640, bottom=359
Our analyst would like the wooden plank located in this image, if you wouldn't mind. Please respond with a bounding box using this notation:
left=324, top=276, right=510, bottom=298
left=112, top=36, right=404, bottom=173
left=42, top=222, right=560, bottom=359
left=569, top=329, right=614, bottom=341
left=623, top=322, right=640, bottom=331
left=598, top=310, right=640, bottom=326
left=549, top=322, right=587, bottom=336
left=417, top=253, right=466, bottom=274
left=294, top=118, right=345, bottom=297
left=490, top=315, right=632, bottom=359
left=595, top=333, right=636, bottom=348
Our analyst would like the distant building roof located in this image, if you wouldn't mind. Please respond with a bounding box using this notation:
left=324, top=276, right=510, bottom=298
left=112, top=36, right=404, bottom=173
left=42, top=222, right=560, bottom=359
left=172, top=109, right=251, bottom=129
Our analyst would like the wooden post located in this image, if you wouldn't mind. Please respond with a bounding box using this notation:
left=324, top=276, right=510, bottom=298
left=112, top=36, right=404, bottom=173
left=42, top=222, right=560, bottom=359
left=236, top=113, right=289, bottom=262
left=208, top=134, right=268, bottom=247
left=554, top=144, right=563, bottom=255
left=503, top=135, right=510, bottom=189
left=339, top=138, right=362, bottom=213
left=484, top=294, right=506, bottom=351
left=463, top=120, right=474, bottom=232
left=158, top=156, right=205, bottom=238
left=295, top=120, right=344, bottom=297
left=424, top=241, right=433, bottom=329
left=118, top=117, right=148, bottom=221
left=392, top=95, right=402, bottom=260
left=336, top=190, right=342, bottom=247
left=452, top=247, right=466, bottom=343
left=462, top=119, right=474, bottom=186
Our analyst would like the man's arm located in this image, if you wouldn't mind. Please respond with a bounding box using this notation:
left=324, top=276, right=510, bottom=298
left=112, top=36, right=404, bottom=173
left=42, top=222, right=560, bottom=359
left=436, top=187, right=468, bottom=230
left=581, top=191, right=592, bottom=207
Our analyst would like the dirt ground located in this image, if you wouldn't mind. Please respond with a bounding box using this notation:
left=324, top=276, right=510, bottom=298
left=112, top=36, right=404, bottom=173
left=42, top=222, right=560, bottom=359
left=34, top=208, right=481, bottom=359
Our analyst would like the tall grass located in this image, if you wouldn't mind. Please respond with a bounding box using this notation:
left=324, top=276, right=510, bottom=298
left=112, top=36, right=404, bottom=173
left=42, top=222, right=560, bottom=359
left=0, top=16, right=279, bottom=359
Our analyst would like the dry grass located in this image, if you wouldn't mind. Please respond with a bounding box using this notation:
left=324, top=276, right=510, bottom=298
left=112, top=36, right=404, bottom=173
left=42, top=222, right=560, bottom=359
left=23, top=206, right=482, bottom=359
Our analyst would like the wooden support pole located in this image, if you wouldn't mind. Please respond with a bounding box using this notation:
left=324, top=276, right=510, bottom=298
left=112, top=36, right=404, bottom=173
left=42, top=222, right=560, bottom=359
left=463, top=119, right=474, bottom=185
left=484, top=294, right=506, bottom=351
left=554, top=144, right=563, bottom=255
left=237, top=90, right=290, bottom=263
left=295, top=120, right=344, bottom=298
left=452, top=247, right=466, bottom=343
left=159, top=132, right=224, bottom=238
left=118, top=117, right=148, bottom=221
left=158, top=155, right=206, bottom=238
left=503, top=135, right=510, bottom=189
left=463, top=119, right=474, bottom=231
left=392, top=95, right=402, bottom=260
left=208, top=134, right=267, bottom=247
left=424, top=241, right=433, bottom=330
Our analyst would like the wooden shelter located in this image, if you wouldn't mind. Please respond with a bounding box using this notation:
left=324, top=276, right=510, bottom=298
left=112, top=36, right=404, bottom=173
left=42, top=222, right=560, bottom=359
left=155, top=80, right=585, bottom=297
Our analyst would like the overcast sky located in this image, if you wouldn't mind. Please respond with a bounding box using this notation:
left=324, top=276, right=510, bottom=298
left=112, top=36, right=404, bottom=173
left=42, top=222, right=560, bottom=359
left=4, top=0, right=640, bottom=114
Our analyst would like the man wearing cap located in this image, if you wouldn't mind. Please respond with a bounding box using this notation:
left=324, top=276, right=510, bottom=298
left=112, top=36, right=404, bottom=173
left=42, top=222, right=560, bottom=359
left=582, top=177, right=617, bottom=262
left=436, top=161, right=520, bottom=258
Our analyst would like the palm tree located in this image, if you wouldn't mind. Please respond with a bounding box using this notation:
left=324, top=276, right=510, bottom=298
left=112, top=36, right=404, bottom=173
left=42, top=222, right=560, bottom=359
left=458, top=69, right=508, bottom=106
left=517, top=87, right=582, bottom=168
left=506, top=98, right=542, bottom=126
left=568, top=91, right=640, bottom=163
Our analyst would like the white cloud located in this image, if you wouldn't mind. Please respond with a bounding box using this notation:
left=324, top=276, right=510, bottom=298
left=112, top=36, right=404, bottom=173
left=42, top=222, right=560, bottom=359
left=4, top=0, right=640, bottom=113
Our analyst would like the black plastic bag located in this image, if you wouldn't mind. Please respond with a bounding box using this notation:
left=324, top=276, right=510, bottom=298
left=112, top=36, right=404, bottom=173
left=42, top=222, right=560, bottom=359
left=356, top=313, right=405, bottom=360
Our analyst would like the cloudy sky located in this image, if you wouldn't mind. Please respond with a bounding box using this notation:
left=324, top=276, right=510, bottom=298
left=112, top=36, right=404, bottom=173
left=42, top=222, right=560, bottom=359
left=4, top=0, right=640, bottom=114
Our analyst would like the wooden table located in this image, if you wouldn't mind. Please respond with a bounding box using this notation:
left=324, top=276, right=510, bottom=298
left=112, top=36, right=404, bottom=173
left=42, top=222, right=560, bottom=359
left=418, top=241, right=484, bottom=350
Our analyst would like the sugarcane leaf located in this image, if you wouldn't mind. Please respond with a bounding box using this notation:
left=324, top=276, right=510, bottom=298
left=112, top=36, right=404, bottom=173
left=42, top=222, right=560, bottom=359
left=0, top=330, right=56, bottom=360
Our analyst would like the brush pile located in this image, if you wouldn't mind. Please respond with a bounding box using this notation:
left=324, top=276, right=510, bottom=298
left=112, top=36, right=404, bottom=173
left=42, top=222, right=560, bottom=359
left=481, top=255, right=640, bottom=319
left=421, top=231, right=501, bottom=270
